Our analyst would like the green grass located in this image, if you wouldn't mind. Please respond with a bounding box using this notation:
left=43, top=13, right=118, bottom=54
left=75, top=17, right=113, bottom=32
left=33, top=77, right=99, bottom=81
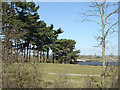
left=4, top=62, right=103, bottom=74
left=41, top=63, right=102, bottom=74
left=2, top=62, right=118, bottom=88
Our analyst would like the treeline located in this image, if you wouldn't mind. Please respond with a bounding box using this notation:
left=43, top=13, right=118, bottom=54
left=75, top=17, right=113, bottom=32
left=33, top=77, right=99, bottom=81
left=1, top=1, right=80, bottom=64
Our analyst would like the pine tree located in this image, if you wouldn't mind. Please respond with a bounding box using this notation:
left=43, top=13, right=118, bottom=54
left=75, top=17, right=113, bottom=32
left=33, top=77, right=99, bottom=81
left=15, top=2, right=39, bottom=62
left=54, top=39, right=80, bottom=64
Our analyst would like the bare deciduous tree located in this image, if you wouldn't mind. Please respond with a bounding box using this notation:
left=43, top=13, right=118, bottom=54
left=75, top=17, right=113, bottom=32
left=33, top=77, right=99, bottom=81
left=79, top=0, right=119, bottom=88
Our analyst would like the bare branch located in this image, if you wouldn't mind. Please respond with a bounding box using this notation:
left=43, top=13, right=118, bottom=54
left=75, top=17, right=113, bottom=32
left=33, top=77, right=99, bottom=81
left=95, top=2, right=102, bottom=15
left=79, top=10, right=100, bottom=17
left=105, top=3, right=118, bottom=8
left=76, top=12, right=101, bottom=24
left=105, top=8, right=120, bottom=22
left=86, top=19, right=102, bottom=26
left=105, top=22, right=118, bottom=38
left=85, top=14, right=101, bottom=17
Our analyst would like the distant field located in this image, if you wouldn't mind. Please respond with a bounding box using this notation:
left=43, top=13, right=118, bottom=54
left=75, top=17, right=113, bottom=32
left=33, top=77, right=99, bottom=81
left=2, top=63, right=118, bottom=88
left=3, top=63, right=103, bottom=74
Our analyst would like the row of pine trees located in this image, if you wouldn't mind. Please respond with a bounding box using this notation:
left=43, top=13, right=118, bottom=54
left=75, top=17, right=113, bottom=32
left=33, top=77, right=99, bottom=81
left=1, top=1, right=80, bottom=64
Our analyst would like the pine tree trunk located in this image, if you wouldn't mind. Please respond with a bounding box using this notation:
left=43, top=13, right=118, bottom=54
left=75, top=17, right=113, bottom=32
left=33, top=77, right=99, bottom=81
left=24, top=48, right=26, bottom=62
left=26, top=42, right=29, bottom=62
left=43, top=51, right=45, bottom=63
left=33, top=48, right=34, bottom=58
left=2, top=44, right=5, bottom=61
left=37, top=50, right=39, bottom=62
left=22, top=40, right=23, bottom=57
left=16, top=41, right=19, bottom=63
left=46, top=49, right=49, bottom=63
left=9, top=39, right=13, bottom=61
left=29, top=44, right=31, bottom=62
left=6, top=24, right=9, bottom=61
left=11, top=39, right=13, bottom=57
left=52, top=52, right=54, bottom=63
left=33, top=49, right=35, bottom=63
left=21, top=40, right=23, bottom=62
left=40, top=50, right=42, bottom=63
left=15, top=39, right=17, bottom=62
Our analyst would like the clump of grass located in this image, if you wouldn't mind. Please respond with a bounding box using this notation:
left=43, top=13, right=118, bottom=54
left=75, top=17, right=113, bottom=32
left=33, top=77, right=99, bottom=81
left=2, top=62, right=44, bottom=88
left=82, top=66, right=118, bottom=88
left=104, top=66, right=118, bottom=88
left=81, top=76, right=100, bottom=88
left=52, top=74, right=73, bottom=88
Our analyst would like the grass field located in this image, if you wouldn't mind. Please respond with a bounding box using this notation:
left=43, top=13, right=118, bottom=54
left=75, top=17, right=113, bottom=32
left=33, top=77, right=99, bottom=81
left=2, top=62, right=118, bottom=88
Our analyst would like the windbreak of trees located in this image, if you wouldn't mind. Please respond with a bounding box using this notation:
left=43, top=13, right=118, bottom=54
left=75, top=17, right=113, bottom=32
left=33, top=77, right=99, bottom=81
left=1, top=1, right=80, bottom=64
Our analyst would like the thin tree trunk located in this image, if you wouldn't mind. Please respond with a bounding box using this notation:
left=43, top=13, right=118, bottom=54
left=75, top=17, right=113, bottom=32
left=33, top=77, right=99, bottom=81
left=6, top=24, right=9, bottom=61
left=6, top=24, right=8, bottom=61
left=24, top=48, right=26, bottom=62
left=9, top=39, right=13, bottom=61
left=11, top=39, right=13, bottom=57
left=39, top=50, right=40, bottom=62
left=60, top=59, right=62, bottom=64
left=46, top=49, right=49, bottom=63
left=2, top=44, right=5, bottom=61
left=26, top=42, right=29, bottom=62
left=101, top=1, right=105, bottom=88
left=52, top=52, right=54, bottom=63
left=15, top=39, right=17, bottom=62
left=33, top=48, right=34, bottom=58
left=37, top=50, right=39, bottom=62
left=21, top=40, right=23, bottom=62
left=29, top=44, right=31, bottom=62
left=33, top=49, right=35, bottom=63
left=21, top=40, right=23, bottom=56
left=43, top=51, right=45, bottom=63
left=16, top=40, right=19, bottom=63
left=39, top=50, right=42, bottom=63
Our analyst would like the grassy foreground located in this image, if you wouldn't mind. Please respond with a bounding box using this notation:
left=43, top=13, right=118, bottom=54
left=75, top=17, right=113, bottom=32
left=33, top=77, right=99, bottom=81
left=2, top=62, right=118, bottom=88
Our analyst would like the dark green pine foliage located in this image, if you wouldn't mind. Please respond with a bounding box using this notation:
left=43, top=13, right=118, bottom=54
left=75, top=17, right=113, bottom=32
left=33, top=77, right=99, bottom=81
left=45, top=24, right=63, bottom=63
left=49, top=27, right=64, bottom=63
left=2, top=1, right=80, bottom=64
left=54, top=39, right=80, bottom=64
left=33, top=21, right=63, bottom=63
left=2, top=2, right=11, bottom=62
left=32, top=20, right=47, bottom=62
left=11, top=4, right=28, bottom=62
left=15, top=2, right=39, bottom=62
left=69, top=50, right=80, bottom=63
left=26, top=2, right=39, bottom=62
left=2, top=2, right=26, bottom=62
